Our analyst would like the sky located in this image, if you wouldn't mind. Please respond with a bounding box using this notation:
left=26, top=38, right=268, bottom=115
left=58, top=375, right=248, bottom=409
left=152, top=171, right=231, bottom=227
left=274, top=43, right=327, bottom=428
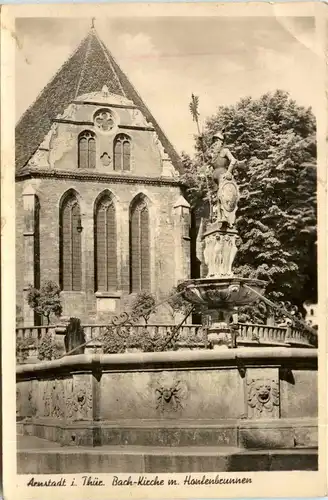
left=16, top=16, right=317, bottom=155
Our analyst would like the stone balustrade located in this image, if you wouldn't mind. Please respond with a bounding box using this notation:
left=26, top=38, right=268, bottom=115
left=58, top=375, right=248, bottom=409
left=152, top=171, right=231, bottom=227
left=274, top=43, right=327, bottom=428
left=16, top=326, right=53, bottom=363
left=16, top=325, right=53, bottom=341
left=237, top=323, right=317, bottom=348
left=16, top=321, right=316, bottom=364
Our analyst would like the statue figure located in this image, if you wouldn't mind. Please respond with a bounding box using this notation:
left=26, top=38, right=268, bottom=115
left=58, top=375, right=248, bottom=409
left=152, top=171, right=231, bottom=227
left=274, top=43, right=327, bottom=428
left=203, top=235, right=210, bottom=272
left=227, top=235, right=240, bottom=275
left=213, top=234, right=223, bottom=275
left=221, top=235, right=232, bottom=275
left=207, top=235, right=217, bottom=277
left=207, top=130, right=239, bottom=226
left=209, top=130, right=237, bottom=181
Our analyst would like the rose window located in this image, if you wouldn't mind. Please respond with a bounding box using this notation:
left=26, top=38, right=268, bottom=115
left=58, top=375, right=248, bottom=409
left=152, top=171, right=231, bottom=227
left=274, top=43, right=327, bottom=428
left=94, top=109, right=115, bottom=132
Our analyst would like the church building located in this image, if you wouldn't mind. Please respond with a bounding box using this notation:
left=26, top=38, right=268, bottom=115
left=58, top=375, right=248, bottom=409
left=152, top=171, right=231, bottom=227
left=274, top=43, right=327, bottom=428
left=16, top=26, right=191, bottom=326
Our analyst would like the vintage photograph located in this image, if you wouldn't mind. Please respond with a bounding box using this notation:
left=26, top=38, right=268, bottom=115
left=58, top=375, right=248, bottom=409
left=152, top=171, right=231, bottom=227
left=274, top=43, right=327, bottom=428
left=8, top=4, right=323, bottom=490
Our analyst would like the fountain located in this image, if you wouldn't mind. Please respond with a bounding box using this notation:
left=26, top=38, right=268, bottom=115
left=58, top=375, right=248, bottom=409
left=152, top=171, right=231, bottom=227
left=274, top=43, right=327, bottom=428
left=178, top=130, right=267, bottom=349
left=16, top=131, right=318, bottom=474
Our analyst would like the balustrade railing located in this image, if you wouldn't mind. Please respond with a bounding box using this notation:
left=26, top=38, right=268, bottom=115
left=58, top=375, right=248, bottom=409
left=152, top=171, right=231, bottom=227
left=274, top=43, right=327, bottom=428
left=16, top=326, right=53, bottom=343
left=16, top=320, right=316, bottom=363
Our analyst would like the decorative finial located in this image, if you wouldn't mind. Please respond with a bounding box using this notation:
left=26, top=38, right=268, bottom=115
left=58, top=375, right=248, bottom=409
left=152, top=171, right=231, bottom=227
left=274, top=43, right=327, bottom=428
left=102, top=85, right=109, bottom=97
left=91, top=17, right=95, bottom=29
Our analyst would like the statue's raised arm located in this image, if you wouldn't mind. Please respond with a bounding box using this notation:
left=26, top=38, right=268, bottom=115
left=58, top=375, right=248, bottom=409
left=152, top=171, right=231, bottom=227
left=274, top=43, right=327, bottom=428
left=222, top=147, right=237, bottom=178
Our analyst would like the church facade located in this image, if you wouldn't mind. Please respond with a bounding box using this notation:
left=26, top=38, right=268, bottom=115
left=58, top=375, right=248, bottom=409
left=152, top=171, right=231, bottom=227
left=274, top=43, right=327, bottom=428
left=16, top=28, right=191, bottom=326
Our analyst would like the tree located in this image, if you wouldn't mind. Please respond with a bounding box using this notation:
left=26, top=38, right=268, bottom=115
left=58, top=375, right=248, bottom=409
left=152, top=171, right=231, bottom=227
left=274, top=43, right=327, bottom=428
left=130, top=291, right=156, bottom=325
left=27, top=281, right=62, bottom=325
left=181, top=90, right=317, bottom=322
left=101, top=290, right=198, bottom=353
left=164, top=285, right=207, bottom=322
left=38, top=333, right=61, bottom=361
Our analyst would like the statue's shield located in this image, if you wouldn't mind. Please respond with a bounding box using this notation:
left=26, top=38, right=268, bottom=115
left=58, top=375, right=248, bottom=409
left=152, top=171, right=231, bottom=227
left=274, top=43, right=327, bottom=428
left=219, top=180, right=239, bottom=213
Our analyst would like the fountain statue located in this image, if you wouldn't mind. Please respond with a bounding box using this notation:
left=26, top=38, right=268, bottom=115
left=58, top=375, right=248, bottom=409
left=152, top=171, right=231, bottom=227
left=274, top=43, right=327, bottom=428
left=178, top=129, right=268, bottom=348
left=209, top=130, right=239, bottom=226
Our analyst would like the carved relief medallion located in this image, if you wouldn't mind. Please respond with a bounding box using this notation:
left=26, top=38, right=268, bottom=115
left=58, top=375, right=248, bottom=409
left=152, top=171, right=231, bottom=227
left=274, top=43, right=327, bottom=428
left=218, top=178, right=240, bottom=226
left=155, top=380, right=188, bottom=413
left=220, top=180, right=239, bottom=213
left=66, top=378, right=93, bottom=421
left=42, top=379, right=65, bottom=418
left=247, top=378, right=279, bottom=418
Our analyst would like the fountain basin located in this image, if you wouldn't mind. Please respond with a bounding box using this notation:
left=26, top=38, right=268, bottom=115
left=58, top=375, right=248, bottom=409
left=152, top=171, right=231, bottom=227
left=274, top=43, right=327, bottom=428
left=178, top=277, right=268, bottom=310
left=16, top=348, right=317, bottom=474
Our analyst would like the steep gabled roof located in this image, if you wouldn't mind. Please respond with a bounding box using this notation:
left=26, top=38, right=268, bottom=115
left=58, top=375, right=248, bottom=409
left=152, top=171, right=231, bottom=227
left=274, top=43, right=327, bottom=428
left=15, top=27, right=181, bottom=173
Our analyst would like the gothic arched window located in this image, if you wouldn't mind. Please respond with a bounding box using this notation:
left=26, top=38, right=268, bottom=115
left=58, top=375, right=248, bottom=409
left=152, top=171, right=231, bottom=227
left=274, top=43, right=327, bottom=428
left=114, top=134, right=131, bottom=171
left=129, top=196, right=150, bottom=293
left=59, top=192, right=82, bottom=291
left=94, top=194, right=117, bottom=292
left=78, top=131, right=96, bottom=169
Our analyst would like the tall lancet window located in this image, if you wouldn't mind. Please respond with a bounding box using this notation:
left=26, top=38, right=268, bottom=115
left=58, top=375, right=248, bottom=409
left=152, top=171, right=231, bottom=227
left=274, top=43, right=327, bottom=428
left=78, top=131, right=96, bottom=169
left=114, top=134, right=131, bottom=171
left=129, top=196, right=150, bottom=293
left=94, top=193, right=117, bottom=291
left=60, top=192, right=82, bottom=291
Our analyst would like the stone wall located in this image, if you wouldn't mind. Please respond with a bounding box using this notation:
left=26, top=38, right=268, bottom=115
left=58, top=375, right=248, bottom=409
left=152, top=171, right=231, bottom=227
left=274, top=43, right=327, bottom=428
left=16, top=177, right=189, bottom=325
left=16, top=95, right=190, bottom=326
left=16, top=347, right=318, bottom=449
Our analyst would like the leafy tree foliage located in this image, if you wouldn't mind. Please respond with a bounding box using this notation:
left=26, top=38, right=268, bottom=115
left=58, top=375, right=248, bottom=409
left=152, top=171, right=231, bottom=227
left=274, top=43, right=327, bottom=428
left=38, top=333, right=61, bottom=361
left=182, top=90, right=317, bottom=322
left=26, top=281, right=62, bottom=325
left=16, top=337, right=36, bottom=364
left=101, top=289, right=200, bottom=353
left=130, top=291, right=156, bottom=325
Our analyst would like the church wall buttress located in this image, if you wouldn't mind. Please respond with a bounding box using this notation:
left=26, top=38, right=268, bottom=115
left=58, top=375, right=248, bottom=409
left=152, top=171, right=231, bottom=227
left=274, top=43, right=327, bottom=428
left=22, top=186, right=38, bottom=326
left=16, top=184, right=25, bottom=327
left=173, top=197, right=191, bottom=284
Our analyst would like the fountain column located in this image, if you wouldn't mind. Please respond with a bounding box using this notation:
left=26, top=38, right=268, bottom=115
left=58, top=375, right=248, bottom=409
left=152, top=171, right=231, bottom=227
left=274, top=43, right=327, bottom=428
left=202, top=188, right=241, bottom=348
left=178, top=135, right=267, bottom=348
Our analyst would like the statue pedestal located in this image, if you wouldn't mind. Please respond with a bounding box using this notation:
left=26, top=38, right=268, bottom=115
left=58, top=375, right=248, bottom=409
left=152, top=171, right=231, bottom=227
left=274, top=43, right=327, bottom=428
left=202, top=222, right=240, bottom=278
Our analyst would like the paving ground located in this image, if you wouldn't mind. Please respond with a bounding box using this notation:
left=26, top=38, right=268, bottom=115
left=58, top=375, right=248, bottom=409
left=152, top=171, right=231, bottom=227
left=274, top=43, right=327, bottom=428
left=17, top=434, right=318, bottom=474
left=18, top=434, right=61, bottom=450
left=17, top=434, right=241, bottom=454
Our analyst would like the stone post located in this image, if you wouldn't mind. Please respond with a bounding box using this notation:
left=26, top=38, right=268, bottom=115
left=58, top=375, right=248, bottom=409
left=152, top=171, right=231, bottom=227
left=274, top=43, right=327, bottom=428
left=64, top=317, right=86, bottom=355
left=22, top=185, right=37, bottom=326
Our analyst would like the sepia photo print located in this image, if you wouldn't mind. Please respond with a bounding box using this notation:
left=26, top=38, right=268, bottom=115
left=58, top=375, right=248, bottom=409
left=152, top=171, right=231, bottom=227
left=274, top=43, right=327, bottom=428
left=1, top=3, right=327, bottom=499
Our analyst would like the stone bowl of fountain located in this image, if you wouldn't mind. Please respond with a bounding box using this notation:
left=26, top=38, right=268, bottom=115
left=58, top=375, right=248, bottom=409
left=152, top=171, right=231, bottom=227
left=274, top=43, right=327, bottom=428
left=177, top=213, right=268, bottom=348
left=177, top=276, right=268, bottom=310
